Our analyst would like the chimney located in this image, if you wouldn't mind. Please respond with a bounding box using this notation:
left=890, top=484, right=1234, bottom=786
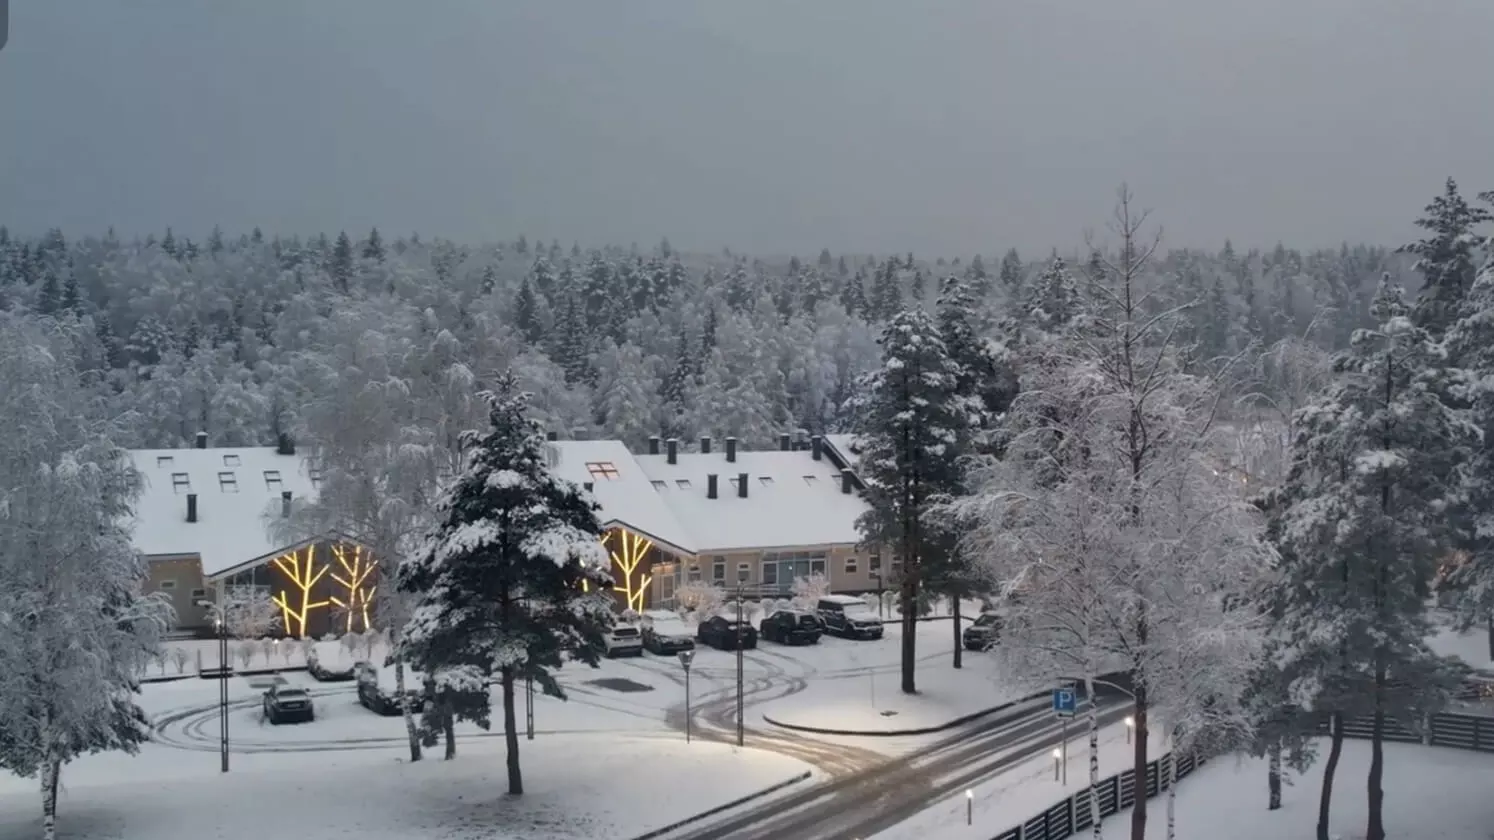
left=841, top=469, right=854, bottom=495
left=583, top=481, right=594, bottom=492
left=811, top=435, right=823, bottom=461
left=281, top=490, right=292, bottom=518
left=186, top=493, right=198, bottom=523
left=737, top=472, right=749, bottom=498
left=666, top=438, right=678, bottom=465
left=546, top=430, right=558, bottom=442
left=195, top=431, right=208, bottom=450
left=571, top=427, right=589, bottom=441
left=648, top=436, right=661, bottom=455
left=725, top=437, right=738, bottom=463
left=700, top=436, right=712, bottom=454
left=707, top=474, right=718, bottom=499
left=276, top=432, right=295, bottom=455
left=779, top=433, right=791, bottom=451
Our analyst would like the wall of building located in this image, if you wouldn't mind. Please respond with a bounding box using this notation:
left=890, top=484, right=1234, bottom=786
left=146, top=555, right=211, bottom=629
left=218, top=540, right=379, bottom=639
left=647, top=543, right=898, bottom=607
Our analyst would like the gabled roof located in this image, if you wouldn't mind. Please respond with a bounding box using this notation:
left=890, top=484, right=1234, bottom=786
left=632, top=448, right=868, bottom=553
left=544, top=440, right=694, bottom=555
left=126, top=447, right=318, bottom=577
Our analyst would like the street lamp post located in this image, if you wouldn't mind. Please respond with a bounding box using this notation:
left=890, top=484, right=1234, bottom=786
left=199, top=599, right=229, bottom=773
left=734, top=583, right=745, bottom=747
left=677, top=649, right=695, bottom=743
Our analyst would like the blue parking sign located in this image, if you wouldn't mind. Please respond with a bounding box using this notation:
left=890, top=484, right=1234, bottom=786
left=1053, top=686, right=1077, bottom=717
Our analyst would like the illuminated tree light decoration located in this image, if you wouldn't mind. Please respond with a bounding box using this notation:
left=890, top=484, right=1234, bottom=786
left=327, top=543, right=378, bottom=633
left=604, top=528, right=653, bottom=612
left=271, top=546, right=331, bottom=638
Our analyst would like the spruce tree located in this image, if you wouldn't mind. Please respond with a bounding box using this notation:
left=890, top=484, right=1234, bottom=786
left=363, top=227, right=386, bottom=262
left=330, top=231, right=354, bottom=293
left=869, top=259, right=902, bottom=320
left=513, top=277, right=542, bottom=344
left=1400, top=178, right=1492, bottom=337
left=1026, top=256, right=1081, bottom=335
left=36, top=269, right=61, bottom=315
left=1272, top=278, right=1471, bottom=840
left=60, top=273, right=81, bottom=314
left=936, top=275, right=1017, bottom=439
left=398, top=375, right=613, bottom=795
left=998, top=247, right=1022, bottom=294
left=848, top=308, right=974, bottom=693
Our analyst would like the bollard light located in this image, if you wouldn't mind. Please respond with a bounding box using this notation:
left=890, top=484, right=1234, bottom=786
left=1052, top=748, right=1062, bottom=781
left=1125, top=715, right=1135, bottom=744
left=966, top=789, right=974, bottom=825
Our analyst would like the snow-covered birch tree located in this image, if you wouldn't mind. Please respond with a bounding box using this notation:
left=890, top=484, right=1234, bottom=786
left=0, top=314, right=174, bottom=840
left=397, top=373, right=613, bottom=794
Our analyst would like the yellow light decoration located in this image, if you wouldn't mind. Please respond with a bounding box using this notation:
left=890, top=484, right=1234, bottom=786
left=271, top=546, right=331, bottom=638
left=327, top=543, right=378, bottom=633
left=604, top=529, right=653, bottom=612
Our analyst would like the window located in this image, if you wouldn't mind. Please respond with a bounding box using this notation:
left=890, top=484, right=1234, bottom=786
left=803, top=475, right=818, bottom=485
left=585, top=461, right=620, bottom=480
left=675, top=479, right=692, bottom=489
left=190, top=588, right=207, bottom=600
left=845, top=556, right=858, bottom=574
left=171, top=473, right=191, bottom=493
left=222, top=454, right=241, bottom=467
left=759, top=476, right=774, bottom=486
left=737, top=562, right=751, bottom=583
left=308, top=466, right=323, bottom=485
left=159, top=580, right=177, bottom=590
left=264, top=470, right=283, bottom=490
left=869, top=554, right=882, bottom=573
left=650, top=480, right=667, bottom=490
left=712, top=558, right=726, bottom=582
left=687, top=563, right=702, bottom=583
left=156, top=455, right=174, bottom=468
left=762, top=563, right=778, bottom=585
left=890, top=556, right=902, bottom=572
left=218, top=471, right=238, bottom=492
left=810, top=557, right=827, bottom=576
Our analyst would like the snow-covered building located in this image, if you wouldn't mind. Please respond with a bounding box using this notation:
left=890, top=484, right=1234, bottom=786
left=125, top=431, right=884, bottom=632
left=125, top=433, right=368, bottom=639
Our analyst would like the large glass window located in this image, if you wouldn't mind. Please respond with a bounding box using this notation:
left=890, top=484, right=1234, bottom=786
left=758, top=551, right=828, bottom=593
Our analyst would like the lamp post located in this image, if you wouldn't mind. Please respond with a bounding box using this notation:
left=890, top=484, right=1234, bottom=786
left=677, top=649, right=695, bottom=743
left=734, top=583, right=745, bottom=748
left=199, top=599, right=229, bottom=773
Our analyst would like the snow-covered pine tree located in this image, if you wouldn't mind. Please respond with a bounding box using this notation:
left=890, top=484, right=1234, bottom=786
left=1399, top=178, right=1492, bottom=338
left=329, top=231, right=354, bottom=294
left=1272, top=277, right=1474, bottom=840
left=847, top=308, right=974, bottom=693
left=0, top=314, right=174, bottom=840
left=1442, top=211, right=1494, bottom=659
left=1025, top=255, right=1081, bottom=336
left=398, top=374, right=613, bottom=795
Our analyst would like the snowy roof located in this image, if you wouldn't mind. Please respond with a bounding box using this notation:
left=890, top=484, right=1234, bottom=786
left=632, top=449, right=867, bottom=553
left=544, top=440, right=694, bottom=555
left=126, top=446, right=319, bottom=578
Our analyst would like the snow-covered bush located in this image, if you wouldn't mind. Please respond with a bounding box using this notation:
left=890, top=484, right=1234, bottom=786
left=790, top=573, right=831, bottom=610
left=152, top=649, right=167, bottom=675
left=880, top=590, right=897, bottom=614
left=861, top=593, right=880, bottom=614
left=300, top=637, right=318, bottom=664
left=258, top=637, right=275, bottom=664
left=619, top=607, right=640, bottom=625
left=359, top=630, right=378, bottom=660
left=236, top=640, right=256, bottom=669
left=170, top=647, right=190, bottom=674
left=675, top=581, right=725, bottom=617
left=209, top=585, right=282, bottom=640
left=341, top=630, right=362, bottom=660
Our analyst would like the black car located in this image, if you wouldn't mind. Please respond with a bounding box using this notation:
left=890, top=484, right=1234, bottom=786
left=816, top=595, right=884, bottom=640
left=641, top=611, right=696, bottom=655
left=355, top=663, right=425, bottom=716
left=962, top=610, right=1004, bottom=651
left=759, top=609, right=823, bottom=645
left=697, top=615, right=758, bottom=650
left=307, top=648, right=356, bottom=682
left=263, top=684, right=314, bottom=724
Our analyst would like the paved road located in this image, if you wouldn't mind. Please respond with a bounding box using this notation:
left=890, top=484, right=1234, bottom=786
left=660, top=698, right=1132, bottom=840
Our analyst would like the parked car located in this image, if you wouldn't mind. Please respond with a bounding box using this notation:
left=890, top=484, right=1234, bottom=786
left=697, top=614, right=758, bottom=650
left=962, top=610, right=1004, bottom=651
left=354, top=662, right=425, bottom=716
left=262, top=684, right=315, bottom=724
left=817, top=595, right=884, bottom=640
left=306, top=647, right=356, bottom=682
left=640, top=610, right=696, bottom=655
left=759, top=609, right=823, bottom=645
left=605, top=623, right=645, bottom=657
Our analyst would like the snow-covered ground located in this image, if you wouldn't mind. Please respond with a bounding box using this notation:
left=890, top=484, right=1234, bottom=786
left=0, top=734, right=811, bottom=840
left=882, top=732, right=1494, bottom=840
left=1427, top=619, right=1493, bottom=672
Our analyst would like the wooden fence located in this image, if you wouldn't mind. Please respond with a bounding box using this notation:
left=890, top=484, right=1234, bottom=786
left=988, top=709, right=1493, bottom=840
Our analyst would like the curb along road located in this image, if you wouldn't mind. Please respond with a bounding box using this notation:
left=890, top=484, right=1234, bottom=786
left=628, top=771, right=814, bottom=840
left=760, top=691, right=1049, bottom=737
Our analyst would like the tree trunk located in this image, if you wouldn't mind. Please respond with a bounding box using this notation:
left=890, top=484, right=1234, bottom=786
left=393, top=654, right=422, bottom=763
left=1366, top=659, right=1387, bottom=840
left=1267, top=745, right=1282, bottom=811
left=443, top=705, right=457, bottom=760
left=502, top=665, right=523, bottom=795
left=1129, top=680, right=1149, bottom=840
left=951, top=595, right=962, bottom=669
left=1486, top=615, right=1492, bottom=663
left=1084, top=673, right=1103, bottom=839
left=1317, top=713, right=1344, bottom=840
left=40, top=756, right=60, bottom=840
left=900, top=577, right=917, bottom=695
left=1165, top=728, right=1178, bottom=840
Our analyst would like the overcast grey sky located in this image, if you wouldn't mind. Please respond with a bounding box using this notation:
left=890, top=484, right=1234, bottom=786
left=2, top=1, right=1490, bottom=256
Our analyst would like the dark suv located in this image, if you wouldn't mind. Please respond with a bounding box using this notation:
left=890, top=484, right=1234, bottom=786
left=817, top=595, right=884, bottom=640
left=697, top=615, right=758, bottom=650
left=262, top=685, right=314, bottom=724
left=962, top=610, right=1004, bottom=650
left=355, top=662, right=425, bottom=716
left=759, top=609, right=823, bottom=645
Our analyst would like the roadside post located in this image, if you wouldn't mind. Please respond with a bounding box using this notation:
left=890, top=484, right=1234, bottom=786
left=677, top=649, right=695, bottom=743
left=1053, top=682, right=1077, bottom=785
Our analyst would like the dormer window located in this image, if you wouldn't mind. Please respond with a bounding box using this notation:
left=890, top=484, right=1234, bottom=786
left=156, top=455, right=174, bottom=468
left=222, top=454, right=241, bottom=467
left=585, top=461, right=620, bottom=480
left=218, top=472, right=239, bottom=493
left=803, top=475, right=818, bottom=485
left=759, top=476, right=775, bottom=486
left=675, top=479, right=692, bottom=489
left=308, top=467, right=323, bottom=485
left=264, top=470, right=283, bottom=490
left=171, top=473, right=191, bottom=493
left=650, top=480, right=667, bottom=490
